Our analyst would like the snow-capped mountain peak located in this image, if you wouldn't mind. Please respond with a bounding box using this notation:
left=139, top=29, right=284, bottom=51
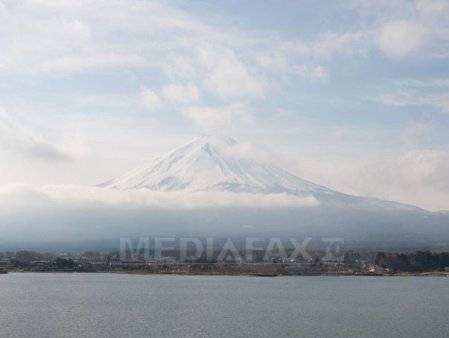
left=100, top=135, right=333, bottom=196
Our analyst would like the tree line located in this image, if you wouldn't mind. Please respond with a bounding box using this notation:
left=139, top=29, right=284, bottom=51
left=375, top=251, right=449, bottom=272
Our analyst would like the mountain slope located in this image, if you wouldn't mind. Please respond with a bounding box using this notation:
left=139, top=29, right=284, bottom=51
left=99, top=135, right=422, bottom=212
left=101, top=136, right=340, bottom=195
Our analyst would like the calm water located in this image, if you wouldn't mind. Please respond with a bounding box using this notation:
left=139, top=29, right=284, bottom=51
left=0, top=273, right=448, bottom=338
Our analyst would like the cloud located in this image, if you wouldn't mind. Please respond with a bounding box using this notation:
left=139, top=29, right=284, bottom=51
left=40, top=55, right=144, bottom=73
left=161, top=83, right=200, bottom=104
left=287, top=144, right=449, bottom=211
left=293, top=64, right=329, bottom=82
left=0, top=108, right=70, bottom=161
left=0, top=184, right=319, bottom=213
left=257, top=54, right=290, bottom=79
left=141, top=88, right=161, bottom=110
left=163, top=56, right=197, bottom=79
left=377, top=20, right=428, bottom=59
left=184, top=103, right=251, bottom=131
left=220, top=139, right=274, bottom=164
left=397, top=149, right=448, bottom=185
left=0, top=2, right=147, bottom=73
left=376, top=78, right=449, bottom=114
left=0, top=0, right=220, bottom=74
left=1, top=0, right=447, bottom=79
left=283, top=30, right=370, bottom=60
left=311, top=31, right=370, bottom=59
left=349, top=0, right=449, bottom=59
left=430, top=93, right=449, bottom=114
left=310, top=66, right=329, bottom=81
left=198, top=48, right=265, bottom=98
left=402, top=121, right=434, bottom=146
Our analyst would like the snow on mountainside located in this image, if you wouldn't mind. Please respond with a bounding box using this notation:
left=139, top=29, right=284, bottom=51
left=99, top=135, right=423, bottom=211
left=100, top=135, right=335, bottom=196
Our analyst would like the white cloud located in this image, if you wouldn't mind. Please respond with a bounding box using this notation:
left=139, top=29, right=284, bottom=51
left=350, top=0, right=449, bottom=59
left=310, top=66, right=329, bottom=81
left=198, top=48, right=265, bottom=98
left=0, top=3, right=145, bottom=73
left=184, top=103, right=251, bottom=131
left=141, top=88, right=161, bottom=110
left=0, top=0, right=221, bottom=73
left=312, top=31, right=370, bottom=59
left=0, top=108, right=70, bottom=161
left=402, top=121, right=434, bottom=146
left=378, top=20, right=428, bottom=59
left=283, top=30, right=370, bottom=60
left=430, top=93, right=449, bottom=114
left=163, top=56, right=196, bottom=79
left=257, top=54, right=290, bottom=75
left=161, top=83, right=200, bottom=104
left=293, top=64, right=309, bottom=77
left=376, top=79, right=449, bottom=114
left=286, top=144, right=449, bottom=211
left=0, top=184, right=319, bottom=213
left=377, top=91, right=416, bottom=107
left=293, top=64, right=329, bottom=82
left=398, top=149, right=444, bottom=184
left=415, top=0, right=449, bottom=17
left=40, top=54, right=144, bottom=73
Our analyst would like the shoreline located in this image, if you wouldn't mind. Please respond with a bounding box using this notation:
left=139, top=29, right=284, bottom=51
left=3, top=270, right=449, bottom=277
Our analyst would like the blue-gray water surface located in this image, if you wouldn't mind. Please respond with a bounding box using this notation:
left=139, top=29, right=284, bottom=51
left=0, top=273, right=448, bottom=338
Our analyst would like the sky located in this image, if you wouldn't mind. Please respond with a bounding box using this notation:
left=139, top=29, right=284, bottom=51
left=0, top=0, right=449, bottom=211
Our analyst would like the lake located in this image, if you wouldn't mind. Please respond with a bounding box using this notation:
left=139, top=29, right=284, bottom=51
left=0, top=273, right=448, bottom=337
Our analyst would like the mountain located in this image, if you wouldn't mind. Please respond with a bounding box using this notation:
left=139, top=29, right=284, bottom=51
left=1, top=136, right=447, bottom=249
left=92, top=135, right=449, bottom=247
left=100, top=135, right=332, bottom=194
left=100, top=135, right=419, bottom=211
